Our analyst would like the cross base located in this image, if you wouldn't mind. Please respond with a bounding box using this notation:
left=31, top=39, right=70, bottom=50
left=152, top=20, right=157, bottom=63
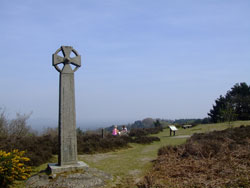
left=47, top=161, right=88, bottom=175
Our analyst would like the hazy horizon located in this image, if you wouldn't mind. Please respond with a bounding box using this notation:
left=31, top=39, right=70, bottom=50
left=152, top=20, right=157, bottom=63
left=27, top=117, right=139, bottom=132
left=1, top=0, right=250, bottom=130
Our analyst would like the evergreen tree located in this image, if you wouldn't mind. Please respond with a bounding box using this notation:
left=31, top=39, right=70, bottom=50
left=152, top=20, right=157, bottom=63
left=208, top=82, right=250, bottom=122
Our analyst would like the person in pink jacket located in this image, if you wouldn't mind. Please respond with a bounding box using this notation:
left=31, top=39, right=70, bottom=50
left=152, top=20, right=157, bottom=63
left=112, top=125, right=119, bottom=136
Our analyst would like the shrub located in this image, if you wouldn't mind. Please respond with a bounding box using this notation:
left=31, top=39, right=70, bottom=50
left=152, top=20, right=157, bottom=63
left=77, top=133, right=131, bottom=154
left=22, top=135, right=57, bottom=166
left=132, top=136, right=160, bottom=144
left=146, top=127, right=163, bottom=134
left=0, top=110, right=54, bottom=167
left=129, top=127, right=163, bottom=137
left=0, top=149, right=31, bottom=187
left=129, top=128, right=148, bottom=137
left=158, top=145, right=178, bottom=156
left=0, top=135, right=57, bottom=166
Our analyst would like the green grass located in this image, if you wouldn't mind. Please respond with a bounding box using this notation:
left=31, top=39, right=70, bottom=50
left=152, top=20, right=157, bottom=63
left=178, top=120, right=250, bottom=135
left=13, top=120, right=250, bottom=187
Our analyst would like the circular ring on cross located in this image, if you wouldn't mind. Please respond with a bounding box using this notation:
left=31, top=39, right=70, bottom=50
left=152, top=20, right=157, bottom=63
left=52, top=46, right=81, bottom=73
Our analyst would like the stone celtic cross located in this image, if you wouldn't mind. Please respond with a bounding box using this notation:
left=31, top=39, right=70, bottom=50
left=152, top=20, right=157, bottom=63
left=52, top=46, right=81, bottom=166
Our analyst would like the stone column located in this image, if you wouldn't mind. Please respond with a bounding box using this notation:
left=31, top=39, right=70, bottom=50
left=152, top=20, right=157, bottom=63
left=53, top=46, right=81, bottom=166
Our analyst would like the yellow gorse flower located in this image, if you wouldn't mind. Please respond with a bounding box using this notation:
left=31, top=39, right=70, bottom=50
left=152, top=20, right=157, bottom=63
left=17, top=163, right=24, bottom=167
left=22, top=157, right=30, bottom=161
left=0, top=149, right=32, bottom=186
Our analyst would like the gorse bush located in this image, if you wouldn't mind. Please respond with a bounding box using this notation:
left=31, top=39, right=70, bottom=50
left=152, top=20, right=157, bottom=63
left=0, top=150, right=31, bottom=188
left=0, top=135, right=57, bottom=166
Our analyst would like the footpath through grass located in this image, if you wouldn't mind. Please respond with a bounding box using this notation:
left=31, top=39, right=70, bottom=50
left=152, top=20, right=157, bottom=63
left=78, top=120, right=250, bottom=187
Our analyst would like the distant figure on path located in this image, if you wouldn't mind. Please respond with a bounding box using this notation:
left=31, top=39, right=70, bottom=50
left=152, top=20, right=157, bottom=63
left=122, top=125, right=127, bottom=132
left=112, top=125, right=119, bottom=136
left=120, top=125, right=128, bottom=135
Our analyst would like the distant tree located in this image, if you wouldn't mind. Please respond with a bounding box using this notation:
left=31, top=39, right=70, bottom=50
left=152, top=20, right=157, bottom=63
left=142, top=118, right=155, bottom=128
left=131, top=120, right=144, bottom=129
left=226, top=82, right=250, bottom=120
left=208, top=95, right=228, bottom=123
left=76, top=127, right=84, bottom=136
left=154, top=119, right=162, bottom=128
left=220, top=102, right=237, bottom=127
left=174, top=119, right=202, bottom=125
left=43, top=127, right=58, bottom=137
left=0, top=109, right=8, bottom=137
left=208, top=82, right=250, bottom=123
left=7, top=113, right=32, bottom=139
left=201, top=117, right=211, bottom=124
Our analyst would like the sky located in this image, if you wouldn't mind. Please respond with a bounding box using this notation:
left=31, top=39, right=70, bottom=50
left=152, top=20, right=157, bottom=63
left=0, top=0, right=250, bottom=130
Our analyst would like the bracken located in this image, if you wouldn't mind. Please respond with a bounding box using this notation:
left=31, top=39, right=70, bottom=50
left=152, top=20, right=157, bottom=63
left=138, top=126, right=250, bottom=188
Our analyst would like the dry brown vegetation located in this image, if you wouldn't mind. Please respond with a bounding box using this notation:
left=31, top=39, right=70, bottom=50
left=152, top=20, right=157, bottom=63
left=138, top=125, right=250, bottom=188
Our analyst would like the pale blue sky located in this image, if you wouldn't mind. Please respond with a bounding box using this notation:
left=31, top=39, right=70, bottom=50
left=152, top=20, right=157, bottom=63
left=0, top=0, right=250, bottom=129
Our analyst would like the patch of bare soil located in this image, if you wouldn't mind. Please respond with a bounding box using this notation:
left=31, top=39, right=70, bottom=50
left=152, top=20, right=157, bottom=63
left=139, top=157, right=153, bottom=163
left=138, top=126, right=250, bottom=188
left=171, top=135, right=191, bottom=139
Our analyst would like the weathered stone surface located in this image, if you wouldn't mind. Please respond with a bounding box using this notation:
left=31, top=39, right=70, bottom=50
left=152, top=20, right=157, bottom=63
left=26, top=167, right=113, bottom=188
left=48, top=161, right=88, bottom=175
left=52, top=46, right=81, bottom=166
left=59, top=67, right=78, bottom=165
